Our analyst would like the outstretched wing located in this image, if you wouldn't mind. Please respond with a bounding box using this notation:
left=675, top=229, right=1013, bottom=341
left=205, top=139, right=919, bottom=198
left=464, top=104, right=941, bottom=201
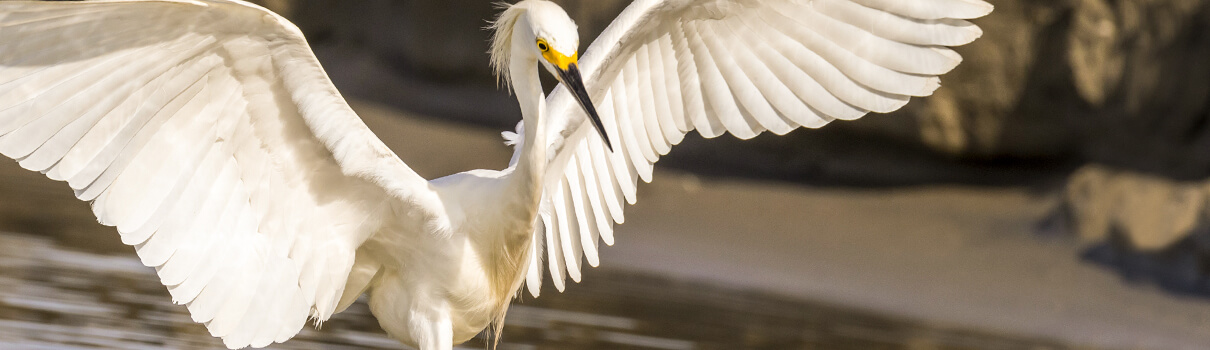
left=0, top=0, right=438, bottom=348
left=524, top=0, right=992, bottom=295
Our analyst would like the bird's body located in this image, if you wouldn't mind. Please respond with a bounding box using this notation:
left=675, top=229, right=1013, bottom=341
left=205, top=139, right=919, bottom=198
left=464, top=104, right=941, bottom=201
left=366, top=168, right=541, bottom=346
left=363, top=3, right=578, bottom=344
left=0, top=0, right=992, bottom=349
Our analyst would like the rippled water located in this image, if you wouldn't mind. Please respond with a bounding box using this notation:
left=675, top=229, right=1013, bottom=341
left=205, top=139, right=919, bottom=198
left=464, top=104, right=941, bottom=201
left=0, top=232, right=1078, bottom=349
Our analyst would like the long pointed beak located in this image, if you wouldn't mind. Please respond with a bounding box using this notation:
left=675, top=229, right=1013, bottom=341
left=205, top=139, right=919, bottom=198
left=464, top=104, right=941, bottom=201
left=557, top=63, right=614, bottom=152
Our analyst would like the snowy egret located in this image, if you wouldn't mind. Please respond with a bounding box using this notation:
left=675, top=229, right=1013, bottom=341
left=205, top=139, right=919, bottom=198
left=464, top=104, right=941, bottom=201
left=0, top=0, right=991, bottom=349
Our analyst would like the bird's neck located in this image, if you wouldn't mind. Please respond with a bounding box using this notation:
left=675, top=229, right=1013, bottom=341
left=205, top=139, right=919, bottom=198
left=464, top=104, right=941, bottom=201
left=507, top=61, right=548, bottom=215
left=476, top=59, right=547, bottom=309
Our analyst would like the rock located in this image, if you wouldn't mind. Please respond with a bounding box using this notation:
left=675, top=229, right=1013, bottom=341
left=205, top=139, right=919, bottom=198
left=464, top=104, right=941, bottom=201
left=1068, top=0, right=1123, bottom=106
left=1054, top=0, right=1210, bottom=290
left=1064, top=166, right=1204, bottom=250
left=1060, top=164, right=1210, bottom=296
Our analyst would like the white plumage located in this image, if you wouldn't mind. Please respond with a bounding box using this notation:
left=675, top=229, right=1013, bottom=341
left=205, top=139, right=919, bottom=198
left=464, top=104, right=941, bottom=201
left=0, top=0, right=990, bottom=349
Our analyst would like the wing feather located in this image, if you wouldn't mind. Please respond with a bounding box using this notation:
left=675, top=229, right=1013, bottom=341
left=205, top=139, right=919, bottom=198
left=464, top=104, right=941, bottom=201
left=731, top=14, right=837, bottom=127
left=610, top=77, right=655, bottom=183
left=755, top=6, right=944, bottom=97
left=242, top=262, right=285, bottom=348
left=755, top=6, right=911, bottom=114
left=731, top=12, right=862, bottom=121
left=684, top=20, right=760, bottom=139
left=710, top=18, right=799, bottom=135
left=523, top=0, right=990, bottom=296
left=206, top=241, right=259, bottom=338
left=669, top=23, right=722, bottom=138
left=224, top=246, right=276, bottom=348
left=0, top=47, right=147, bottom=158
left=0, top=1, right=436, bottom=348
left=592, top=90, right=633, bottom=210
left=20, top=39, right=206, bottom=173
left=576, top=144, right=614, bottom=247
left=105, top=72, right=216, bottom=230
left=623, top=57, right=662, bottom=162
left=185, top=239, right=237, bottom=322
left=544, top=204, right=567, bottom=292
left=66, top=49, right=218, bottom=193
left=634, top=45, right=674, bottom=154
left=648, top=32, right=688, bottom=139
left=776, top=2, right=963, bottom=76
left=814, top=0, right=984, bottom=47
left=566, top=156, right=600, bottom=268
left=153, top=144, right=235, bottom=286
left=155, top=229, right=212, bottom=294
left=850, top=0, right=994, bottom=20
left=586, top=131, right=626, bottom=224
left=0, top=40, right=155, bottom=137
left=120, top=111, right=223, bottom=246
left=555, top=177, right=582, bottom=282
left=525, top=225, right=544, bottom=297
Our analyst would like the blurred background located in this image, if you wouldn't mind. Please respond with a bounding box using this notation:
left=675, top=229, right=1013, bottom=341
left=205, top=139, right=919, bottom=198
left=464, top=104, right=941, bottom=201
left=4, top=0, right=1210, bottom=348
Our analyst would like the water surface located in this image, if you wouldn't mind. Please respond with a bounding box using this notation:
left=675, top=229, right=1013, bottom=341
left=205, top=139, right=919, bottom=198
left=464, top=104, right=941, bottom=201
left=0, top=232, right=1077, bottom=349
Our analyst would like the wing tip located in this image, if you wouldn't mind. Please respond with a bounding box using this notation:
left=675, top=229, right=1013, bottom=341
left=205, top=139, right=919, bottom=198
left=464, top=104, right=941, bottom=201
left=955, top=0, right=994, bottom=19
left=526, top=282, right=542, bottom=298
left=222, top=336, right=248, bottom=350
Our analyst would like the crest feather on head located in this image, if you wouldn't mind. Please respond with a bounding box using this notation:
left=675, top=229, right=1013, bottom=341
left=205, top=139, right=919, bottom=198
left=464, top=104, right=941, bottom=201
left=488, top=1, right=529, bottom=92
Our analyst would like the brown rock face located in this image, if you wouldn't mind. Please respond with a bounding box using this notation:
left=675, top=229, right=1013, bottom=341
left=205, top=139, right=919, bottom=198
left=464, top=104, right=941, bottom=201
left=1057, top=0, right=1210, bottom=284
left=1065, top=166, right=1205, bottom=251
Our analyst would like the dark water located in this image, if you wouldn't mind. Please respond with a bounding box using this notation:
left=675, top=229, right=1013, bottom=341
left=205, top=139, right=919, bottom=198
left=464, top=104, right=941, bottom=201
left=0, top=232, right=1079, bottom=350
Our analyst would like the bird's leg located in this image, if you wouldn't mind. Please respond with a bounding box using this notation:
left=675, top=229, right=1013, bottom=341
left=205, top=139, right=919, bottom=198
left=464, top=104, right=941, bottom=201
left=411, top=305, right=454, bottom=350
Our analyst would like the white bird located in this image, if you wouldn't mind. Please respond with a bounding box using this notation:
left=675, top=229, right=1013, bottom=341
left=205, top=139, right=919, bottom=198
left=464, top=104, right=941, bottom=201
left=0, top=0, right=991, bottom=349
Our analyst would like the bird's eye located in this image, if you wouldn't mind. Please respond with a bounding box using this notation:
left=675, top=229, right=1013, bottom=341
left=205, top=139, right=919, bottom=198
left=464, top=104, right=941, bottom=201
left=537, top=40, right=549, bottom=52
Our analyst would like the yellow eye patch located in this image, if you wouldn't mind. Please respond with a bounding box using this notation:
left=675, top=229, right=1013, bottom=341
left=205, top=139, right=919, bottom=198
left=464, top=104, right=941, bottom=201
left=537, top=39, right=577, bottom=70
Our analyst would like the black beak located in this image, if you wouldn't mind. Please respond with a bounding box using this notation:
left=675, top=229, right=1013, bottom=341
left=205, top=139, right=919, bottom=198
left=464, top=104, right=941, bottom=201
left=558, top=63, right=614, bottom=152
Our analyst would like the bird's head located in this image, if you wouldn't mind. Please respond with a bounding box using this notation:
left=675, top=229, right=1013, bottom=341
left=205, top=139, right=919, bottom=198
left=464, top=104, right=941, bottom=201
left=523, top=3, right=579, bottom=80
left=490, top=0, right=613, bottom=151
